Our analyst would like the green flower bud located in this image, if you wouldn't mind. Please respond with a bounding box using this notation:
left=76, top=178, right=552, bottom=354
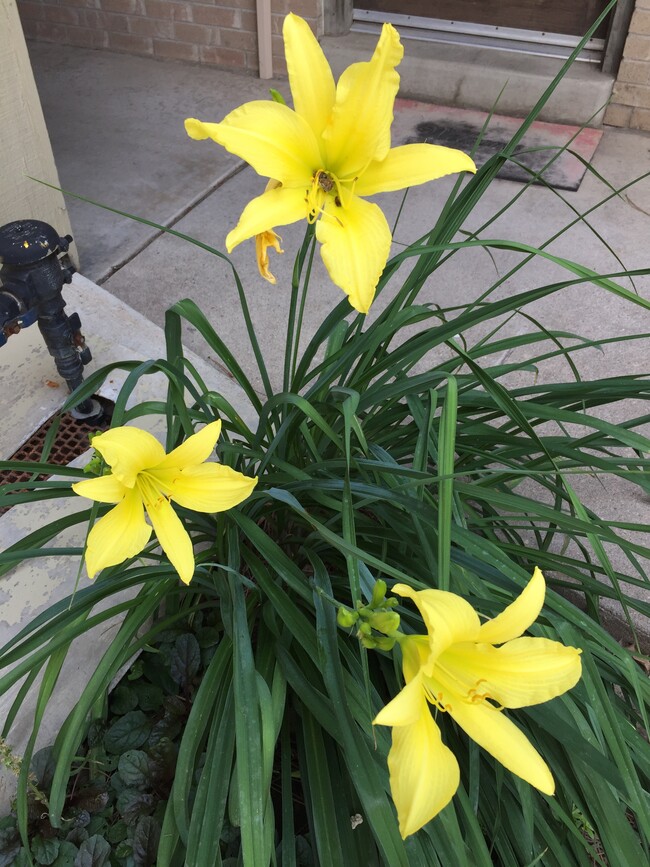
left=337, top=607, right=359, bottom=628
left=269, top=88, right=287, bottom=105
left=83, top=454, right=103, bottom=476
left=368, top=610, right=400, bottom=635
left=373, top=635, right=397, bottom=652
left=358, top=621, right=372, bottom=638
left=370, top=579, right=387, bottom=608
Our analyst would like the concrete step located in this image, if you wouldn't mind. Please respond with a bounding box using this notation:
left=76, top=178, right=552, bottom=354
left=322, top=31, right=615, bottom=126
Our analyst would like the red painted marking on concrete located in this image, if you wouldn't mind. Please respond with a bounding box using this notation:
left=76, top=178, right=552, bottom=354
left=392, top=98, right=603, bottom=190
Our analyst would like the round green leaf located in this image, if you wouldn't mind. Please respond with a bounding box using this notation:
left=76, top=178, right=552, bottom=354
left=135, top=683, right=163, bottom=713
left=104, top=711, right=151, bottom=754
left=110, top=685, right=139, bottom=715
left=31, top=835, right=60, bottom=865
left=118, top=750, right=151, bottom=790
left=51, top=841, right=79, bottom=867
left=132, top=816, right=161, bottom=867
left=116, top=789, right=155, bottom=826
left=73, top=834, right=111, bottom=867
left=170, top=633, right=201, bottom=688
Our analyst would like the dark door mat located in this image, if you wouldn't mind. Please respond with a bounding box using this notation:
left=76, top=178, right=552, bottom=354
left=394, top=99, right=603, bottom=191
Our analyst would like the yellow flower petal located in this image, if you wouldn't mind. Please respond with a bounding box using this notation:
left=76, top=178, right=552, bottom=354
left=478, top=568, right=546, bottom=644
left=155, top=420, right=222, bottom=471
left=400, top=634, right=430, bottom=682
left=256, top=230, right=284, bottom=283
left=185, top=117, right=215, bottom=140
left=315, top=194, right=391, bottom=313
left=392, top=585, right=480, bottom=673
left=72, top=473, right=127, bottom=504
left=374, top=672, right=425, bottom=727
left=284, top=13, right=336, bottom=140
left=84, top=488, right=152, bottom=578
left=168, top=464, right=258, bottom=512
left=185, top=102, right=322, bottom=187
left=387, top=709, right=460, bottom=838
left=226, top=186, right=309, bottom=252
left=91, top=428, right=166, bottom=488
left=145, top=494, right=195, bottom=585
left=448, top=698, right=555, bottom=795
left=354, top=143, right=477, bottom=197
left=439, top=638, right=582, bottom=709
left=323, top=23, right=403, bottom=179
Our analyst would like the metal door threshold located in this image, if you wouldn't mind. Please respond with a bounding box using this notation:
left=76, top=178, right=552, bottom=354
left=352, top=10, right=604, bottom=63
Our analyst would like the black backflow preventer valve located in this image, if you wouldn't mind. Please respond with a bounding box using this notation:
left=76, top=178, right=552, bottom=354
left=0, top=220, right=99, bottom=418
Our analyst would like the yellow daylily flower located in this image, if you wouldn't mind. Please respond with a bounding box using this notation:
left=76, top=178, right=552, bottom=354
left=72, top=421, right=257, bottom=584
left=185, top=13, right=476, bottom=314
left=373, top=568, right=582, bottom=838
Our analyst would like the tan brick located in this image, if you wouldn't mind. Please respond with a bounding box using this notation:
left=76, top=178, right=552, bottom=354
left=623, top=34, right=650, bottom=61
left=129, top=16, right=174, bottom=38
left=220, top=27, right=256, bottom=52
left=191, top=5, right=239, bottom=28
left=81, top=10, right=129, bottom=31
left=630, top=105, right=650, bottom=130
left=272, top=12, right=317, bottom=38
left=144, top=0, right=192, bottom=21
left=17, top=2, right=47, bottom=22
left=108, top=30, right=153, bottom=53
left=200, top=44, right=245, bottom=68
left=102, top=0, right=144, bottom=14
left=611, top=81, right=650, bottom=109
left=154, top=38, right=199, bottom=61
left=35, top=21, right=68, bottom=41
left=617, top=59, right=650, bottom=86
left=630, top=9, right=650, bottom=37
left=173, top=21, right=213, bottom=44
left=637, top=0, right=650, bottom=8
left=603, top=103, right=632, bottom=127
left=67, top=26, right=110, bottom=48
left=271, top=55, right=288, bottom=78
left=21, top=19, right=39, bottom=38
left=240, top=9, right=257, bottom=32
left=44, top=6, right=81, bottom=25
left=222, top=0, right=254, bottom=9
left=274, top=0, right=319, bottom=15
left=58, top=0, right=99, bottom=8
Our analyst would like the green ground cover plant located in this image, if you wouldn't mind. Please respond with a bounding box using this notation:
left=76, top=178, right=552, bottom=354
left=1, top=4, right=649, bottom=865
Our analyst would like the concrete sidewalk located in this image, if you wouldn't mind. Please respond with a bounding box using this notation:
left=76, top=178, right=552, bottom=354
left=20, top=39, right=650, bottom=638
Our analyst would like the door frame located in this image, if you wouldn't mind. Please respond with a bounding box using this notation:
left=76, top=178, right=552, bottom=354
left=325, top=0, right=634, bottom=75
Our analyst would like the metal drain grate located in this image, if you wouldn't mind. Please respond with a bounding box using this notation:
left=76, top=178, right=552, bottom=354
left=0, top=398, right=113, bottom=515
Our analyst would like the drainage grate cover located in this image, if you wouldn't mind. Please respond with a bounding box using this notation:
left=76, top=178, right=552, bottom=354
left=0, top=399, right=113, bottom=514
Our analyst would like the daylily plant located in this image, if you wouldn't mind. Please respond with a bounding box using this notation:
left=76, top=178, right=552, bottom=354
left=373, top=568, right=582, bottom=838
left=72, top=421, right=257, bottom=584
left=185, top=13, right=476, bottom=314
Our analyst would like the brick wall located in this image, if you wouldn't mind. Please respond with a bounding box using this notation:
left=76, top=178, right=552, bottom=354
left=17, top=0, right=322, bottom=76
left=605, top=0, right=650, bottom=130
